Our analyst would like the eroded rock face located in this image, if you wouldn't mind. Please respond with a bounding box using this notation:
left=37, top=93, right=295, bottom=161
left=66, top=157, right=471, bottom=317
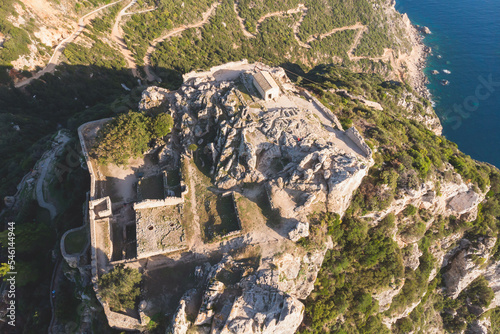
left=365, top=169, right=484, bottom=226
left=403, top=243, right=422, bottom=271
left=168, top=244, right=331, bottom=334
left=158, top=64, right=373, bottom=223
left=448, top=190, right=481, bottom=215
left=287, top=221, right=309, bottom=242
left=219, top=287, right=304, bottom=334
left=139, top=86, right=171, bottom=111
left=467, top=317, right=490, bottom=334
left=443, top=237, right=497, bottom=299
left=171, top=299, right=190, bottom=334
left=482, top=259, right=500, bottom=309
left=374, top=280, right=405, bottom=312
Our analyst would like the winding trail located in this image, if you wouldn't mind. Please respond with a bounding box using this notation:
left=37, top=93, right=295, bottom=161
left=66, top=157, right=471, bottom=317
left=143, top=2, right=221, bottom=82
left=307, top=22, right=366, bottom=44
left=15, top=0, right=124, bottom=88
left=232, top=3, right=397, bottom=66
left=234, top=2, right=309, bottom=47
left=111, top=0, right=139, bottom=77
left=123, top=7, right=157, bottom=16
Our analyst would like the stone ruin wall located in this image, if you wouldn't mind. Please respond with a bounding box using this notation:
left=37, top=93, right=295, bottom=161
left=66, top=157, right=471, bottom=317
left=300, top=90, right=344, bottom=131
left=345, top=126, right=373, bottom=158
left=133, top=197, right=184, bottom=210
left=78, top=121, right=143, bottom=331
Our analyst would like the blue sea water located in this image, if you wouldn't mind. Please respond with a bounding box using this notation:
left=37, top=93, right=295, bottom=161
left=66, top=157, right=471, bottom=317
left=395, top=0, right=500, bottom=167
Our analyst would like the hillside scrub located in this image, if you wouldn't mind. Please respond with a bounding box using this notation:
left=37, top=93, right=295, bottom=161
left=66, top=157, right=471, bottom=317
left=0, top=0, right=31, bottom=67
left=297, top=64, right=500, bottom=333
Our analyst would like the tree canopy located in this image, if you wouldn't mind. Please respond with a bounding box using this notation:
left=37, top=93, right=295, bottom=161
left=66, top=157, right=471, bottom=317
left=92, top=111, right=173, bottom=165
left=98, top=264, right=142, bottom=312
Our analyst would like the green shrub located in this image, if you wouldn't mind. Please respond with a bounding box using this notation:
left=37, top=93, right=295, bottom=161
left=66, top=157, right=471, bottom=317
left=98, top=264, right=142, bottom=312
left=151, top=113, right=174, bottom=138
left=92, top=111, right=152, bottom=165
left=394, top=317, right=413, bottom=334
left=403, top=204, right=417, bottom=216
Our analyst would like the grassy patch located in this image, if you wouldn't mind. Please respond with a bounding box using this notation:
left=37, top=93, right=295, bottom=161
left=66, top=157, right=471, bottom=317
left=64, top=228, right=88, bottom=254
left=138, top=174, right=164, bottom=200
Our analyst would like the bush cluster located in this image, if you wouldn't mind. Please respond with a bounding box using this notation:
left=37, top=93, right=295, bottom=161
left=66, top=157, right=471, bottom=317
left=92, top=111, right=173, bottom=165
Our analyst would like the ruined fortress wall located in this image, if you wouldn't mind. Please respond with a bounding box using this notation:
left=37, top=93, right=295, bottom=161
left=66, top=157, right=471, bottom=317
left=78, top=119, right=143, bottom=331
left=78, top=123, right=97, bottom=199
left=182, top=59, right=250, bottom=82
left=301, top=91, right=344, bottom=131
left=345, top=126, right=373, bottom=158
left=61, top=224, right=89, bottom=268
left=88, top=210, right=99, bottom=284
left=136, top=246, right=189, bottom=260
left=78, top=119, right=112, bottom=200
left=133, top=197, right=184, bottom=210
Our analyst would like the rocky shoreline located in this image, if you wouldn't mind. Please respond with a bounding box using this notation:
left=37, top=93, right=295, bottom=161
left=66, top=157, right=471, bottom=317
left=388, top=2, right=443, bottom=134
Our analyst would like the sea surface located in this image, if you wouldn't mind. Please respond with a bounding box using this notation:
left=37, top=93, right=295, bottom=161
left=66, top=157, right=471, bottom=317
left=395, top=0, right=500, bottom=167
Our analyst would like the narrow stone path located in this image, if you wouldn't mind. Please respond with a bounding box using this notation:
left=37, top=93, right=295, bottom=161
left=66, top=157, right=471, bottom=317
left=15, top=0, right=124, bottom=88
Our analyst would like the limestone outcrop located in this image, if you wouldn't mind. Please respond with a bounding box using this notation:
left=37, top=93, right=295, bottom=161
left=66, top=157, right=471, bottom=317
left=219, top=287, right=304, bottom=334
left=139, top=86, right=171, bottom=111
left=443, top=237, right=497, bottom=299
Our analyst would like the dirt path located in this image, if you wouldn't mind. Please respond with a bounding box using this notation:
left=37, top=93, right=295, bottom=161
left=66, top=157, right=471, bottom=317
left=143, top=2, right=221, bottom=82
left=232, top=3, right=398, bottom=65
left=15, top=0, right=124, bottom=88
left=234, top=3, right=308, bottom=40
left=307, top=22, right=365, bottom=43
left=234, top=2, right=254, bottom=38
left=111, top=0, right=139, bottom=77
left=123, top=7, right=157, bottom=16
left=255, top=4, right=307, bottom=32
left=346, top=25, right=368, bottom=59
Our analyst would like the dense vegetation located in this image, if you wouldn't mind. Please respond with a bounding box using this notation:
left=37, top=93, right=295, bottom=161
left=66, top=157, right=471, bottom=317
left=0, top=0, right=31, bottom=68
left=123, top=0, right=214, bottom=63
left=440, top=276, right=495, bottom=332
left=147, top=0, right=407, bottom=76
left=92, top=111, right=173, bottom=165
left=98, top=264, right=142, bottom=311
left=64, top=32, right=127, bottom=70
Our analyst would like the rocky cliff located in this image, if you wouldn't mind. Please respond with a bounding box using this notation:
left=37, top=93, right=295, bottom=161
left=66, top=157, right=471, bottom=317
left=136, top=59, right=500, bottom=334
